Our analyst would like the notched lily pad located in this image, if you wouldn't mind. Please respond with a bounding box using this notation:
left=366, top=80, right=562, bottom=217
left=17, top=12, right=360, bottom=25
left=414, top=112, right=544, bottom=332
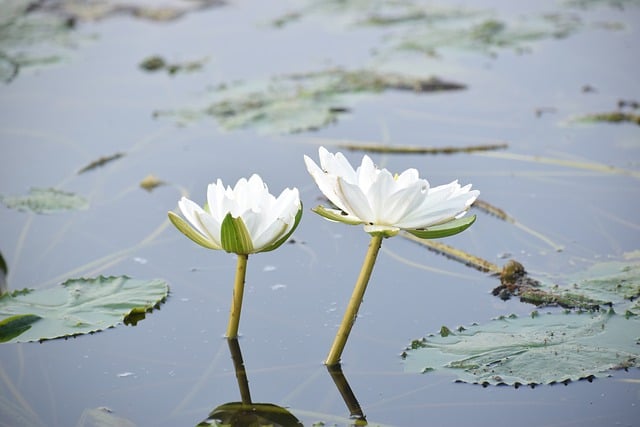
left=1, top=187, right=89, bottom=214
left=156, top=68, right=465, bottom=134
left=404, top=261, right=640, bottom=385
left=0, top=275, right=169, bottom=343
left=403, top=310, right=639, bottom=386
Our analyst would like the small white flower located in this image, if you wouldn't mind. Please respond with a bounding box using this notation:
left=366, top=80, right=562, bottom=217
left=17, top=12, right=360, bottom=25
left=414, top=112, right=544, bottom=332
left=169, top=174, right=302, bottom=254
left=304, top=147, right=479, bottom=238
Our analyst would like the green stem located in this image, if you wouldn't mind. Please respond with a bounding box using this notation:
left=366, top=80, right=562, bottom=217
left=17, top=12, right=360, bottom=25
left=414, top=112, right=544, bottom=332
left=325, top=234, right=383, bottom=366
left=226, top=253, right=248, bottom=338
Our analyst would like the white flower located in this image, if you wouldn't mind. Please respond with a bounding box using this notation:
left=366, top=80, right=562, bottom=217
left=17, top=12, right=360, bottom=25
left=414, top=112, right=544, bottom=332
left=169, top=174, right=302, bottom=254
left=304, top=147, right=479, bottom=238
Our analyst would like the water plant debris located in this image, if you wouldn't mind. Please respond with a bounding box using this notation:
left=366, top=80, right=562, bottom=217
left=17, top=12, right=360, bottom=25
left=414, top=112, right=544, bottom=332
left=78, top=152, right=125, bottom=174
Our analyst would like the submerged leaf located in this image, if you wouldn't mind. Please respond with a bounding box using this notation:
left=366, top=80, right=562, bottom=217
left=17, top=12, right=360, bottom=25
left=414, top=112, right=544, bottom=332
left=0, top=276, right=169, bottom=343
left=574, top=111, right=640, bottom=126
left=139, top=174, right=165, bottom=192
left=404, top=310, right=639, bottom=385
left=156, top=68, right=464, bottom=134
left=0, top=187, right=89, bottom=214
left=77, top=152, right=125, bottom=174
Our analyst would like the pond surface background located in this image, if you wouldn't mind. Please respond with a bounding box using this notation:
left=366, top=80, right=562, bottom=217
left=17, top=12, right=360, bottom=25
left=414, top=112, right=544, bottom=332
left=1, top=1, right=639, bottom=426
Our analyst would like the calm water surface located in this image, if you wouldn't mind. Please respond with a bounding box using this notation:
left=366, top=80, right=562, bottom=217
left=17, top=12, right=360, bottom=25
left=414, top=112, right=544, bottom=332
left=1, top=1, right=639, bottom=426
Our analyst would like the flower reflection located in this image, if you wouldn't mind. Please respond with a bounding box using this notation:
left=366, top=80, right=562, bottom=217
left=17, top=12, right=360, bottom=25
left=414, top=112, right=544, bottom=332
left=327, top=364, right=367, bottom=425
left=197, top=338, right=303, bottom=427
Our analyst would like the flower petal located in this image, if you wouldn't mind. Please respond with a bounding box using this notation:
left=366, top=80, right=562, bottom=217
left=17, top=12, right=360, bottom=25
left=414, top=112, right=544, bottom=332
left=336, top=177, right=374, bottom=222
left=304, top=154, right=351, bottom=213
left=178, top=197, right=216, bottom=238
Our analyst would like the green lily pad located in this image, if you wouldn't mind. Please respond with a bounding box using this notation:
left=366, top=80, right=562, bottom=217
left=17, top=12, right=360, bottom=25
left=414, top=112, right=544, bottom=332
left=403, top=310, right=639, bottom=385
left=0, top=276, right=169, bottom=343
left=76, top=407, right=136, bottom=427
left=1, top=187, right=89, bottom=214
left=155, top=68, right=464, bottom=134
left=0, top=0, right=75, bottom=83
left=404, top=261, right=640, bottom=385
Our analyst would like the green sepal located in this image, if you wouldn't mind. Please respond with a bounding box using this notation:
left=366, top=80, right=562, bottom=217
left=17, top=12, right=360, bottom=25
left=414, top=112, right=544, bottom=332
left=261, top=203, right=304, bottom=253
left=311, top=205, right=363, bottom=225
left=168, top=211, right=220, bottom=250
left=405, top=214, right=476, bottom=239
left=221, top=213, right=254, bottom=254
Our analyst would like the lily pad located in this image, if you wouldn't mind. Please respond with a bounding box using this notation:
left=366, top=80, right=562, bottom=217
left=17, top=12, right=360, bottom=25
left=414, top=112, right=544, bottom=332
left=0, top=187, right=89, bottom=214
left=0, top=0, right=75, bottom=83
left=156, top=68, right=464, bottom=134
left=403, top=310, right=639, bottom=385
left=394, top=15, right=582, bottom=57
left=404, top=261, right=640, bottom=385
left=0, top=276, right=169, bottom=343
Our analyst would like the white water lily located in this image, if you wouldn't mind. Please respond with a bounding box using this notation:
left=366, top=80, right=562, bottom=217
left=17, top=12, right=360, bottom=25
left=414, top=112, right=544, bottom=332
left=304, top=147, right=479, bottom=238
left=168, top=174, right=302, bottom=255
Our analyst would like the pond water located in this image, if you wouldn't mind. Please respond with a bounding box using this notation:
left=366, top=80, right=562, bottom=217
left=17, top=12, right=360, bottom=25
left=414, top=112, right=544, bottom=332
left=1, top=1, right=639, bottom=426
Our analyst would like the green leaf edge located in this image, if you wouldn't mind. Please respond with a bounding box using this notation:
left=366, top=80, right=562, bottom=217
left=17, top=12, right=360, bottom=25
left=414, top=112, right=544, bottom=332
left=168, top=211, right=220, bottom=250
left=406, top=214, right=476, bottom=239
left=261, top=203, right=303, bottom=253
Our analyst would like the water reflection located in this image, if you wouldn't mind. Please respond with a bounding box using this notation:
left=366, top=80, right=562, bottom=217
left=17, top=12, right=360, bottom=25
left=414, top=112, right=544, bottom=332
left=197, top=338, right=303, bottom=427
left=327, top=364, right=367, bottom=425
left=196, top=339, right=369, bottom=426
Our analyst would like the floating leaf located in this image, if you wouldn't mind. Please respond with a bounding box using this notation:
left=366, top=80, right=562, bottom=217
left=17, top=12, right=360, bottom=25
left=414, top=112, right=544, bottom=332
left=139, top=55, right=206, bottom=75
left=0, top=0, right=75, bottom=83
left=493, top=261, right=640, bottom=310
left=198, top=403, right=303, bottom=427
left=77, top=152, right=125, bottom=174
left=574, top=111, right=640, bottom=126
left=0, top=276, right=169, bottom=343
left=404, top=261, right=640, bottom=385
left=156, top=68, right=464, bottom=134
left=139, top=174, right=165, bottom=192
left=76, top=407, right=136, bottom=427
left=403, top=310, right=639, bottom=385
left=0, top=187, right=89, bottom=214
